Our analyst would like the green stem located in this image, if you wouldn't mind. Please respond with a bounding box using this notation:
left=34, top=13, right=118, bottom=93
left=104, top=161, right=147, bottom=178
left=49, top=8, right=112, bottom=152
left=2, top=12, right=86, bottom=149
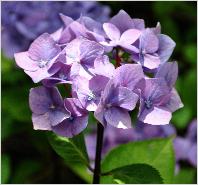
left=93, top=123, right=104, bottom=184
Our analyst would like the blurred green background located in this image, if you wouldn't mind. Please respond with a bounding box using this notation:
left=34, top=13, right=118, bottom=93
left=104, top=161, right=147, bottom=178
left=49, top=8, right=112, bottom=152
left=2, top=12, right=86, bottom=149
left=1, top=1, right=197, bottom=184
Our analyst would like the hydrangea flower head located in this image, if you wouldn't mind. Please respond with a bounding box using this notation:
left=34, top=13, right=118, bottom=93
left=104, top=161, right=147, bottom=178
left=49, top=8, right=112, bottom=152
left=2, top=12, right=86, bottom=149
left=13, top=9, right=183, bottom=138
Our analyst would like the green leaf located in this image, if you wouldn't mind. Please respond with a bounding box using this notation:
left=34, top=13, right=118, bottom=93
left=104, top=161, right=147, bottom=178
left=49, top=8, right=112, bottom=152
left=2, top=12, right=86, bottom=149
left=173, top=168, right=196, bottom=184
left=101, top=137, right=175, bottom=184
left=47, top=132, right=92, bottom=183
left=110, top=164, right=163, bottom=184
left=65, top=162, right=92, bottom=183
left=172, top=106, right=192, bottom=129
left=47, top=132, right=89, bottom=166
left=1, top=154, right=11, bottom=184
left=184, top=44, right=196, bottom=65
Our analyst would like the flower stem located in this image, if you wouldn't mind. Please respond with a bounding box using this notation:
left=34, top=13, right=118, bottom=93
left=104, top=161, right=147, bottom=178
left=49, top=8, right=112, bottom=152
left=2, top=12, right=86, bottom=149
left=93, top=123, right=104, bottom=184
left=115, top=48, right=121, bottom=67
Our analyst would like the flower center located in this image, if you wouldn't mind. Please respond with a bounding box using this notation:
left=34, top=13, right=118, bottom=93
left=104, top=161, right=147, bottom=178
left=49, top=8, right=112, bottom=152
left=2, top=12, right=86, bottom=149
left=68, top=116, right=74, bottom=122
left=144, top=99, right=153, bottom=109
left=87, top=91, right=96, bottom=101
left=59, top=73, right=67, bottom=80
left=50, top=104, right=55, bottom=109
left=139, top=48, right=145, bottom=63
left=106, top=103, right=112, bottom=108
left=38, top=59, right=49, bottom=68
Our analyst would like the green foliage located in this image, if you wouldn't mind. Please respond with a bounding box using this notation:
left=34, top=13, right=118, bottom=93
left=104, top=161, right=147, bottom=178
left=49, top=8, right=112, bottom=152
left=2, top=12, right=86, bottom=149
left=184, top=44, right=197, bottom=64
left=110, top=164, right=163, bottom=184
left=47, top=132, right=92, bottom=183
left=65, top=163, right=92, bottom=183
left=172, top=69, right=197, bottom=129
left=11, top=160, right=42, bottom=183
left=173, top=168, right=196, bottom=184
left=47, top=132, right=89, bottom=165
left=2, top=55, right=32, bottom=140
left=1, top=154, right=11, bottom=184
left=101, top=137, right=175, bottom=184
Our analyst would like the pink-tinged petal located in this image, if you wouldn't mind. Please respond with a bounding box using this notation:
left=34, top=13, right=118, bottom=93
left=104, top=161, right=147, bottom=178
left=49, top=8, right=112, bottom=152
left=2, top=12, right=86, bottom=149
left=25, top=67, right=52, bottom=83
left=28, top=33, right=61, bottom=61
left=14, top=52, right=38, bottom=71
left=140, top=29, right=159, bottom=53
left=116, top=87, right=139, bottom=111
left=79, top=65, right=94, bottom=80
left=114, top=64, right=144, bottom=90
left=155, top=61, right=178, bottom=87
left=72, top=76, right=90, bottom=107
left=59, top=21, right=88, bottom=44
left=80, top=39, right=104, bottom=65
left=109, top=10, right=135, bottom=33
left=158, top=34, right=176, bottom=63
left=139, top=106, right=172, bottom=125
left=32, top=113, right=52, bottom=130
left=64, top=98, right=87, bottom=117
left=133, top=19, right=145, bottom=30
left=69, top=21, right=88, bottom=37
left=143, top=54, right=161, bottom=70
left=59, top=13, right=74, bottom=26
left=151, top=22, right=161, bottom=35
left=58, top=26, right=76, bottom=44
left=103, top=23, right=121, bottom=41
left=120, top=29, right=141, bottom=45
left=86, top=30, right=106, bottom=43
left=100, top=41, right=115, bottom=47
left=52, top=115, right=88, bottom=138
left=90, top=55, right=115, bottom=78
left=86, top=101, right=98, bottom=112
left=104, top=107, right=132, bottom=129
left=66, top=38, right=81, bottom=64
left=70, top=63, right=81, bottom=79
left=50, top=27, right=63, bottom=42
left=121, top=44, right=139, bottom=53
left=165, top=88, right=183, bottom=112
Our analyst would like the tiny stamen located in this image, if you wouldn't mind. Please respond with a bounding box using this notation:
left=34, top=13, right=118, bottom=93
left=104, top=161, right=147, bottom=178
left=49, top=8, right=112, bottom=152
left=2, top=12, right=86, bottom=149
left=144, top=99, right=153, bottom=109
left=38, top=60, right=48, bottom=68
left=87, top=91, right=96, bottom=101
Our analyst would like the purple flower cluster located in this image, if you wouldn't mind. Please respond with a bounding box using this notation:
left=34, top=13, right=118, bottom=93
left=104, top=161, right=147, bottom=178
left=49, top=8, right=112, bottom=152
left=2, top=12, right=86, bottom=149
left=14, top=10, right=183, bottom=138
left=2, top=1, right=110, bottom=58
